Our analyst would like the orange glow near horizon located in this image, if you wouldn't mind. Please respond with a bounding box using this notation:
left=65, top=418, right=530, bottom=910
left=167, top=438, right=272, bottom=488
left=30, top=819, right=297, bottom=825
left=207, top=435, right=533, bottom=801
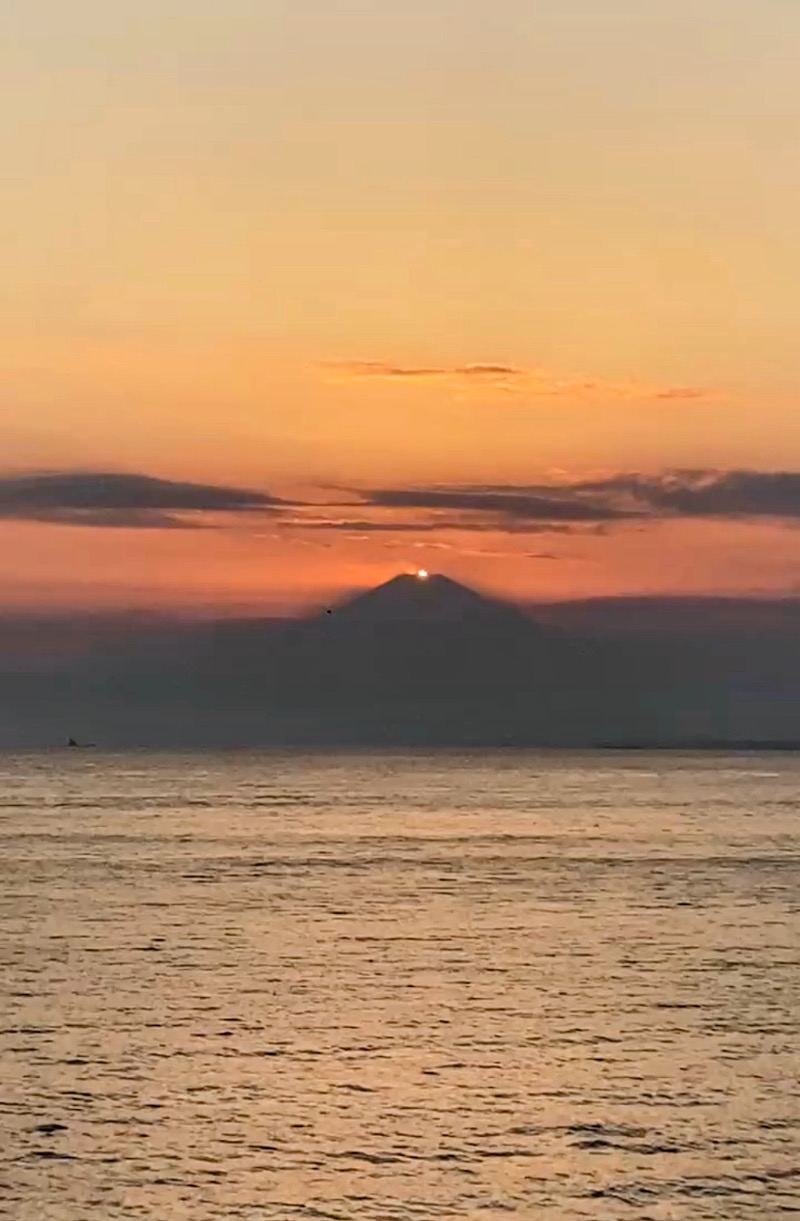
left=2, top=2, right=800, bottom=611
left=1, top=514, right=799, bottom=618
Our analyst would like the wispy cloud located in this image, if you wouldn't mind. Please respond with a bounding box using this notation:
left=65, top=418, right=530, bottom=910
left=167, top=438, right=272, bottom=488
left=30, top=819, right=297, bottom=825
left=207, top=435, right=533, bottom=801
left=319, top=361, right=712, bottom=401
left=279, top=510, right=581, bottom=536
left=276, top=517, right=448, bottom=534
left=356, top=470, right=800, bottom=528
left=363, top=486, right=634, bottom=523
left=575, top=469, right=800, bottom=519
left=16, top=468, right=794, bottom=539
left=0, top=471, right=285, bottom=529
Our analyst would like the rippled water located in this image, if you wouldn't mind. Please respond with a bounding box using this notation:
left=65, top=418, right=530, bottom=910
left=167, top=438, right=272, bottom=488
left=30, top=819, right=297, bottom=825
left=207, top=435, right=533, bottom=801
left=1, top=750, right=798, bottom=1220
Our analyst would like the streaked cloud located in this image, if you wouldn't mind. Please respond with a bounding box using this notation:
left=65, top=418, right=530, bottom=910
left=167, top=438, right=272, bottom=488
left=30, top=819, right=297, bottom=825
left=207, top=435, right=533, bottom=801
left=280, top=518, right=450, bottom=534
left=363, top=486, right=634, bottom=523
left=356, top=469, right=800, bottom=528
left=279, top=510, right=582, bottom=536
left=570, top=469, right=800, bottom=520
left=319, top=361, right=712, bottom=401
left=9, top=468, right=799, bottom=539
left=0, top=471, right=285, bottom=529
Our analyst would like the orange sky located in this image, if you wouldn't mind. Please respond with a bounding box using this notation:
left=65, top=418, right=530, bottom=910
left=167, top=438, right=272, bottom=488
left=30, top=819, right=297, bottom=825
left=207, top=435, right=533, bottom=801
left=3, top=0, right=800, bottom=612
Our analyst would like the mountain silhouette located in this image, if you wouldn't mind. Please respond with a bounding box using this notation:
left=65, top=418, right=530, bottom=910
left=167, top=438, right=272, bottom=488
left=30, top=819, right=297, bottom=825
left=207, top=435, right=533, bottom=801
left=27, top=572, right=797, bottom=748
left=243, top=571, right=578, bottom=743
left=68, top=571, right=626, bottom=744
left=323, top=572, right=538, bottom=630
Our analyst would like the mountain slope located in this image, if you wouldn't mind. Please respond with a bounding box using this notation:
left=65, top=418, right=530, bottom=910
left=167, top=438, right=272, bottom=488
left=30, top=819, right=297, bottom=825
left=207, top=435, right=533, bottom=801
left=323, top=572, right=539, bottom=630
left=24, top=575, right=793, bottom=747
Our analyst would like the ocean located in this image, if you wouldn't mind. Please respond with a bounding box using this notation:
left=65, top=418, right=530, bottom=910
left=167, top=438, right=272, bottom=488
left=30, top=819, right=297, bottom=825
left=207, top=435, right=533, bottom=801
left=0, top=750, right=798, bottom=1220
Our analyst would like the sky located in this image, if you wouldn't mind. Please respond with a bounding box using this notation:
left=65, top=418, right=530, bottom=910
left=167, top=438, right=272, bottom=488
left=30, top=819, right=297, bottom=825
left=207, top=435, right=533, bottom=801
left=3, top=0, right=800, bottom=613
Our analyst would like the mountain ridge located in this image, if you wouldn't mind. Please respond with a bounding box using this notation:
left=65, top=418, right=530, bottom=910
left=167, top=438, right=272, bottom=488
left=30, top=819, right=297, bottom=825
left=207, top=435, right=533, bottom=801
left=317, top=571, right=541, bottom=632
left=3, top=573, right=800, bottom=747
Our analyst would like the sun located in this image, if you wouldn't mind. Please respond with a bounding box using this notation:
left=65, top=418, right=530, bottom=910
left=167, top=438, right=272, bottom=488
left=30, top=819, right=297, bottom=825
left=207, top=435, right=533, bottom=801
left=416, top=569, right=429, bottom=580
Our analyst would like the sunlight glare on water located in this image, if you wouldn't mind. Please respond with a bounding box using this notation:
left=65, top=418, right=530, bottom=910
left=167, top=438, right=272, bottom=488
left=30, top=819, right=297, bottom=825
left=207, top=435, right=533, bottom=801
left=0, top=750, right=798, bottom=1220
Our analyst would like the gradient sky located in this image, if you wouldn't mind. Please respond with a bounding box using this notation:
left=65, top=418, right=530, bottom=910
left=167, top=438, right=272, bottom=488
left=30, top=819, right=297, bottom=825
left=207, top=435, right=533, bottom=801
left=3, top=0, right=800, bottom=612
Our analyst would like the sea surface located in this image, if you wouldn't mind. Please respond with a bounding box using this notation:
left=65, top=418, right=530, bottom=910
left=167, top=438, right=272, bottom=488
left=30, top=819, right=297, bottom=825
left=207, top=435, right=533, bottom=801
left=0, top=751, right=798, bottom=1221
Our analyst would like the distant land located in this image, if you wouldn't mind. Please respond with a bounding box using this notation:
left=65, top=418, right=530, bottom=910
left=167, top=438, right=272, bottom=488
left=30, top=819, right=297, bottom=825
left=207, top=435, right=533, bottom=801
left=1, top=572, right=799, bottom=749
left=597, top=740, right=800, bottom=752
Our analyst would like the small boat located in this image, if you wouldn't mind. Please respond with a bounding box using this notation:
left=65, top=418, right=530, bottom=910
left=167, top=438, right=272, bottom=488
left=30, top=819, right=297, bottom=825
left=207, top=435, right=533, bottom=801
left=66, top=737, right=95, bottom=749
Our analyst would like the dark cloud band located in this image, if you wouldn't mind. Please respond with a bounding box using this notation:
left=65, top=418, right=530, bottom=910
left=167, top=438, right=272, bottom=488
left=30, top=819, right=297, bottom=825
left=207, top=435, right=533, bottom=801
left=365, top=488, right=634, bottom=522
left=357, top=470, right=800, bottom=527
left=0, top=471, right=283, bottom=529
left=5, top=467, right=800, bottom=534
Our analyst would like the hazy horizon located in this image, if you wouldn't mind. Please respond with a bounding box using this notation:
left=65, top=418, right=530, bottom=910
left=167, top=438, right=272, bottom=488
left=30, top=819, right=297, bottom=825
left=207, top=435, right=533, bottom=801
left=1, top=571, right=798, bottom=750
